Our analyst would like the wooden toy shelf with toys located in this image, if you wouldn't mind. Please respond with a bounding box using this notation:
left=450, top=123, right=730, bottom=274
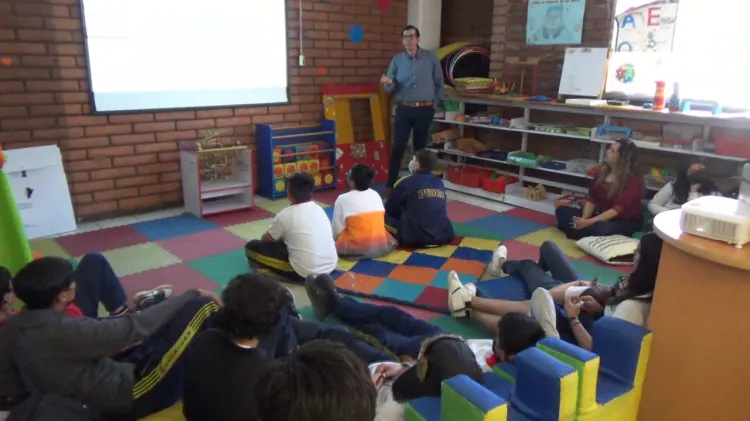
left=430, top=92, right=750, bottom=215
left=256, top=120, right=337, bottom=200
left=180, top=130, right=254, bottom=218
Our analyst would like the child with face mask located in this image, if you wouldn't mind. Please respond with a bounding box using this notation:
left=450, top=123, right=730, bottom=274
left=648, top=159, right=722, bottom=215
left=384, top=149, right=454, bottom=248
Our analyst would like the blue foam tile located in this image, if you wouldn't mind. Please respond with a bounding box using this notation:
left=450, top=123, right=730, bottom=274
left=403, top=253, right=447, bottom=270
left=373, top=279, right=425, bottom=303
left=349, top=259, right=398, bottom=278
left=132, top=214, right=220, bottom=241
left=465, top=213, right=549, bottom=240
left=324, top=206, right=334, bottom=221
left=431, top=270, right=478, bottom=289
left=452, top=246, right=494, bottom=262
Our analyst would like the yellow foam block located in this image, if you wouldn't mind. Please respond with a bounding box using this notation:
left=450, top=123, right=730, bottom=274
left=515, top=227, right=586, bottom=258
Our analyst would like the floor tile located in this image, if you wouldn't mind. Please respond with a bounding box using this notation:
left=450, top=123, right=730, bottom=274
left=56, top=226, right=150, bottom=257
left=313, top=188, right=344, bottom=205
left=120, top=264, right=221, bottom=303
left=255, top=198, right=291, bottom=214
left=134, top=208, right=183, bottom=223
left=504, top=207, right=558, bottom=226
left=225, top=219, right=273, bottom=240
left=204, top=208, right=275, bottom=227
left=188, top=249, right=252, bottom=287
left=97, top=216, right=140, bottom=229
left=515, top=227, right=586, bottom=258
left=335, top=273, right=384, bottom=295
left=452, top=223, right=506, bottom=242
left=373, top=279, right=425, bottom=303
left=29, top=238, right=70, bottom=258
left=498, top=240, right=542, bottom=262
left=132, top=214, right=219, bottom=242
left=280, top=282, right=311, bottom=308
left=446, top=201, right=498, bottom=223
left=462, top=196, right=514, bottom=213
left=431, top=270, right=479, bottom=289
left=157, top=229, right=247, bottom=261
left=375, top=249, right=413, bottom=265
left=569, top=259, right=628, bottom=285
left=388, top=265, right=438, bottom=285
left=465, top=213, right=549, bottom=240
left=458, top=237, right=500, bottom=252
left=102, top=243, right=181, bottom=277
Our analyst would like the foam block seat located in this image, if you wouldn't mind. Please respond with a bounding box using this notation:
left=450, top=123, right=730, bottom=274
left=536, top=317, right=652, bottom=421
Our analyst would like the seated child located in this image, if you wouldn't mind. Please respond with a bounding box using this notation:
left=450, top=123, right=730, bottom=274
left=0, top=256, right=220, bottom=419
left=245, top=171, right=338, bottom=282
left=305, top=274, right=545, bottom=420
left=332, top=163, right=395, bottom=258
left=384, top=149, right=454, bottom=247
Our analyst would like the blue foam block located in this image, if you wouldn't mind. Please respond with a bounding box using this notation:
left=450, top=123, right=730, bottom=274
left=409, top=397, right=441, bottom=421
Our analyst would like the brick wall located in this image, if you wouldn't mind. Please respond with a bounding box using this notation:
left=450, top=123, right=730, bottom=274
left=441, top=0, right=494, bottom=48
left=0, top=0, right=406, bottom=220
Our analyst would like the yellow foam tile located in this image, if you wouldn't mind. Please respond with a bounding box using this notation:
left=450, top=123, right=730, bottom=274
left=140, top=402, right=184, bottom=420
left=29, top=238, right=70, bottom=258
left=336, top=259, right=358, bottom=271
left=415, top=245, right=457, bottom=258
left=515, top=227, right=585, bottom=258
left=375, top=249, right=412, bottom=264
left=459, top=237, right=500, bottom=251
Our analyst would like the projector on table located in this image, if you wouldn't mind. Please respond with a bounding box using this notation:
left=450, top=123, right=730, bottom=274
left=680, top=195, right=750, bottom=247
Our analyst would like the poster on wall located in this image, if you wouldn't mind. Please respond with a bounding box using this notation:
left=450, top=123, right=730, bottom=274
left=526, top=0, right=585, bottom=46
left=613, top=2, right=679, bottom=53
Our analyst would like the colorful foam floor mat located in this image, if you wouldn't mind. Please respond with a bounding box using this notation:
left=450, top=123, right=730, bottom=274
left=331, top=236, right=499, bottom=313
left=29, top=188, right=632, bottom=339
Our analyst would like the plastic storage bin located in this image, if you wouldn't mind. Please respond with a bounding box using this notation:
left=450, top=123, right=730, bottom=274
left=715, top=136, right=750, bottom=159
left=482, top=174, right=518, bottom=194
left=445, top=166, right=485, bottom=188
left=566, top=158, right=597, bottom=174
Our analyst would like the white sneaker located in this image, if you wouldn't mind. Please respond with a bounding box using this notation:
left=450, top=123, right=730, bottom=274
left=448, top=270, right=472, bottom=318
left=529, top=288, right=560, bottom=339
left=489, top=245, right=508, bottom=276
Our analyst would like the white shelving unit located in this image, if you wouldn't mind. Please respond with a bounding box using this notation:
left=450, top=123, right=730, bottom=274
left=435, top=94, right=750, bottom=214
left=180, top=147, right=254, bottom=218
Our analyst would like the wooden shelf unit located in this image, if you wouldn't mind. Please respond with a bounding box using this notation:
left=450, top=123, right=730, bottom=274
left=435, top=94, right=750, bottom=215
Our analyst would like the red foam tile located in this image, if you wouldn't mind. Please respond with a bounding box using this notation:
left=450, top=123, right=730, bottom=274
left=413, top=286, right=449, bottom=312
left=505, top=207, right=557, bottom=227
left=313, top=188, right=345, bottom=205
left=56, top=226, right=150, bottom=257
left=120, top=264, right=220, bottom=307
left=364, top=298, right=440, bottom=321
left=204, top=207, right=275, bottom=227
left=157, top=229, right=246, bottom=261
left=447, top=201, right=498, bottom=223
left=500, top=240, right=542, bottom=262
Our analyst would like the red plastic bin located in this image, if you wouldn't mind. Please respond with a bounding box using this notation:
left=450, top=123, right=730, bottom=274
left=715, top=136, right=750, bottom=159
left=482, top=174, right=518, bottom=194
left=446, top=166, right=485, bottom=188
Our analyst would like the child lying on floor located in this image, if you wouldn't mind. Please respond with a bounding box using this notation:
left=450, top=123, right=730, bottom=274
left=0, top=256, right=220, bottom=419
left=332, top=163, right=395, bottom=258
left=305, top=273, right=546, bottom=421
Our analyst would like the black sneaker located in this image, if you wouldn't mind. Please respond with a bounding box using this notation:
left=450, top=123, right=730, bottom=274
left=283, top=287, right=302, bottom=320
left=304, top=274, right=338, bottom=320
left=134, top=285, right=173, bottom=311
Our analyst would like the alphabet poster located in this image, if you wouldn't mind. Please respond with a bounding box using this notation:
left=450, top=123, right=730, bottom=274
left=614, top=2, right=679, bottom=53
left=526, top=0, right=585, bottom=46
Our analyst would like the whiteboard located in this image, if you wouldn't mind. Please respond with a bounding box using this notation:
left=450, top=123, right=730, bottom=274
left=558, top=47, right=609, bottom=98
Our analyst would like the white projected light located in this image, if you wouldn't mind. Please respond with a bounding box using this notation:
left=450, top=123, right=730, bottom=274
left=81, top=0, right=289, bottom=113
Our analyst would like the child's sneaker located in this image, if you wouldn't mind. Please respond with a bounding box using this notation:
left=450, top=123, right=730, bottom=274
left=134, top=285, right=173, bottom=311
left=448, top=271, right=474, bottom=318
left=529, top=288, right=559, bottom=339
left=284, top=287, right=302, bottom=319
left=488, top=245, right=508, bottom=276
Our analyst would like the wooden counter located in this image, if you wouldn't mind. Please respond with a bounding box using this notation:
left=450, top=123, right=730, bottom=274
left=639, top=209, right=750, bottom=421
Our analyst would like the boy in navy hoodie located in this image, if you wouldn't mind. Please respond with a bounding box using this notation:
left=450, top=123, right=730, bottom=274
left=384, top=149, right=454, bottom=247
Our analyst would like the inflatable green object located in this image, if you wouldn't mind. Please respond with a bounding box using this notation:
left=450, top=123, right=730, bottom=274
left=0, top=170, right=32, bottom=275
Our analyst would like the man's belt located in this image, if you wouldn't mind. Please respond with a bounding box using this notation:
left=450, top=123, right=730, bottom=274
left=399, top=101, right=433, bottom=107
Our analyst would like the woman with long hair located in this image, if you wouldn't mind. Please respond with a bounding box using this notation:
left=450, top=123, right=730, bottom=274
left=448, top=233, right=663, bottom=351
left=648, top=158, right=720, bottom=215
left=556, top=138, right=644, bottom=239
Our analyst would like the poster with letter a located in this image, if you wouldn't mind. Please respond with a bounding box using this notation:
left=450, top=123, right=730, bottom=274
left=526, top=0, right=585, bottom=45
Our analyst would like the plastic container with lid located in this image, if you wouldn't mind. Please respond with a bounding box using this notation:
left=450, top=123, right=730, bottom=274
left=566, top=158, right=597, bottom=174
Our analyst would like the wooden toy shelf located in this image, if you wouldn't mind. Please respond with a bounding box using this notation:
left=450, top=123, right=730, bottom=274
left=180, top=145, right=254, bottom=217
left=256, top=120, right=337, bottom=200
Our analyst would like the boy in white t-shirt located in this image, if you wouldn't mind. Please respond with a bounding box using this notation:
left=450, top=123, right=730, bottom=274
left=245, top=172, right=338, bottom=282
left=332, top=164, right=395, bottom=258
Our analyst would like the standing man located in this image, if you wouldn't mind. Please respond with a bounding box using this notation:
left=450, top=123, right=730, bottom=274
left=380, top=25, right=444, bottom=197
